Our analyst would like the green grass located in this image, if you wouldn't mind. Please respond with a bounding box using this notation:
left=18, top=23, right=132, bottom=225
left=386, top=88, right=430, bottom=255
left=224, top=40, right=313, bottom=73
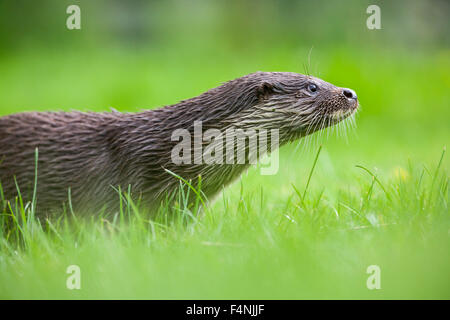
left=0, top=146, right=448, bottom=299
left=0, top=46, right=449, bottom=299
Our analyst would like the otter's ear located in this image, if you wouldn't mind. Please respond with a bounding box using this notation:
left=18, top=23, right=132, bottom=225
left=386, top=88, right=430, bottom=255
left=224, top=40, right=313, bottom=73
left=256, top=82, right=274, bottom=100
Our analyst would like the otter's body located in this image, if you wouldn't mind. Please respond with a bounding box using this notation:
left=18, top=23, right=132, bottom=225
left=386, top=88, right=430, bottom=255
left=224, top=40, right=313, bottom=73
left=0, top=72, right=358, bottom=215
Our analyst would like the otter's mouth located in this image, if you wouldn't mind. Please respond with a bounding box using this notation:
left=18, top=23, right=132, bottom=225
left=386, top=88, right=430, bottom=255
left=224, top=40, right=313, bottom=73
left=330, top=106, right=357, bottom=121
left=329, top=92, right=359, bottom=122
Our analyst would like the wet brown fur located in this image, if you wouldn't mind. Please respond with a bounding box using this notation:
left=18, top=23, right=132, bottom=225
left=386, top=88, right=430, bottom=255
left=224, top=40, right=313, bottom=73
left=0, top=72, right=358, bottom=216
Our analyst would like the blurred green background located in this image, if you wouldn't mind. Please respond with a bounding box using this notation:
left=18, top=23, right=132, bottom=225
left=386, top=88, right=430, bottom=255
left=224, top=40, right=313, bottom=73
left=0, top=0, right=448, bottom=166
left=0, top=0, right=449, bottom=299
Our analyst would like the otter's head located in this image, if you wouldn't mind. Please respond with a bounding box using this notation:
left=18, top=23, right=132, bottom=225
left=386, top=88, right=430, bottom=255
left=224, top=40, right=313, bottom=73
left=232, top=72, right=359, bottom=140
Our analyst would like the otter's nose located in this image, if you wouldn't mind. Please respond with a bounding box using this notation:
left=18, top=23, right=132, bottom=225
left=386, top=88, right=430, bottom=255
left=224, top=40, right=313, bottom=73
left=342, top=88, right=357, bottom=100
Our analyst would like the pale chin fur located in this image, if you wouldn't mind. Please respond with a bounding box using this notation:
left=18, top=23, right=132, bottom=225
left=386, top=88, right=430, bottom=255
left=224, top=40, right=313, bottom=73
left=330, top=109, right=351, bottom=121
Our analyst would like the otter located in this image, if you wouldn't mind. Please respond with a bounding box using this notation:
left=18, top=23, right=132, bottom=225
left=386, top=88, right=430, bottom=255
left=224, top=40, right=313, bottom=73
left=0, top=72, right=358, bottom=216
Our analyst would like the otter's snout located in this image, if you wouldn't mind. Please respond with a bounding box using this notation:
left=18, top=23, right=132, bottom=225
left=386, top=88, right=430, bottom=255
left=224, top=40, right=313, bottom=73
left=342, top=88, right=357, bottom=101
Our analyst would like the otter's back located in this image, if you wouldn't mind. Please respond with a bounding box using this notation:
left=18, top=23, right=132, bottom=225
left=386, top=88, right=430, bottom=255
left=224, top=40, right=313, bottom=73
left=0, top=112, right=121, bottom=214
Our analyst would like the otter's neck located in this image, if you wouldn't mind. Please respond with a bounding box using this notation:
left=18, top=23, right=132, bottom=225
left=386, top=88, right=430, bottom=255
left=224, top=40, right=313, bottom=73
left=114, top=80, right=271, bottom=206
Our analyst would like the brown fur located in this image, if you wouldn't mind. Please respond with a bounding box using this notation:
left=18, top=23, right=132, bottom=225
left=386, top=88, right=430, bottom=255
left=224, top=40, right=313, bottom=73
left=0, top=72, right=358, bottom=216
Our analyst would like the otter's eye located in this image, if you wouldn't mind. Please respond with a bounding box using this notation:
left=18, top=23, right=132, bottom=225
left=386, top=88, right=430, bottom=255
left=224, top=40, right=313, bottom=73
left=307, top=83, right=318, bottom=93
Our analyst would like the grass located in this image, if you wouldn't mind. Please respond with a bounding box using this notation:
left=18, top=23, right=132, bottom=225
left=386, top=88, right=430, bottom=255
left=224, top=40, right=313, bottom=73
left=0, top=46, right=449, bottom=299
left=0, top=146, right=448, bottom=299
